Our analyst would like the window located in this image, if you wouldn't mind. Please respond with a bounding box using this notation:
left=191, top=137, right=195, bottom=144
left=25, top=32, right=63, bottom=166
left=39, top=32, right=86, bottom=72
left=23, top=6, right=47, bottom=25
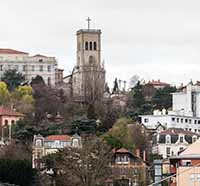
left=197, top=174, right=200, bottom=181
left=93, top=42, right=97, bottom=50
left=23, top=65, right=26, bottom=72
left=48, top=65, right=51, bottom=72
left=185, top=119, right=188, bottom=123
left=47, top=77, right=51, bottom=86
left=32, top=65, right=35, bottom=71
left=116, top=156, right=121, bottom=163
left=180, top=136, right=184, bottom=143
left=72, top=139, right=79, bottom=147
left=172, top=117, right=175, bottom=121
left=39, top=65, right=43, bottom=72
left=39, top=59, right=43, bottom=62
left=181, top=118, right=183, bottom=123
left=89, top=41, right=93, bottom=50
left=189, top=119, right=192, bottom=124
left=179, top=147, right=184, bottom=151
left=11, top=120, right=15, bottom=125
left=144, top=118, right=149, bottom=123
left=120, top=168, right=125, bottom=175
left=55, top=141, right=59, bottom=148
left=182, top=160, right=191, bottom=166
left=192, top=136, right=197, bottom=143
left=36, top=139, right=42, bottom=148
left=190, top=174, right=195, bottom=181
left=89, top=56, right=95, bottom=65
left=195, top=120, right=197, bottom=124
left=166, top=147, right=170, bottom=157
left=166, top=135, right=171, bottom=144
left=0, top=65, right=3, bottom=71
left=189, top=128, right=192, bottom=131
left=177, top=118, right=179, bottom=123
left=15, top=65, right=18, bottom=71
left=4, top=120, right=8, bottom=126
left=185, top=128, right=188, bottom=131
left=198, top=120, right=200, bottom=124
left=85, top=42, right=88, bottom=50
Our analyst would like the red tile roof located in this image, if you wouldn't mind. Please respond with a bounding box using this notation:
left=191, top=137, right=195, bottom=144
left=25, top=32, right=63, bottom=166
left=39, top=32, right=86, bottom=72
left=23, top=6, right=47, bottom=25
left=115, top=148, right=130, bottom=153
left=45, top=135, right=71, bottom=141
left=147, top=80, right=169, bottom=86
left=0, top=106, right=24, bottom=117
left=113, top=148, right=140, bottom=159
left=0, top=49, right=28, bottom=55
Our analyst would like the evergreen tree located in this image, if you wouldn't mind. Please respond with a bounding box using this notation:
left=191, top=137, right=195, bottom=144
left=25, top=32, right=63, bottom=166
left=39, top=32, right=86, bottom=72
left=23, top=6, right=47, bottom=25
left=152, top=86, right=177, bottom=110
left=1, top=69, right=25, bottom=91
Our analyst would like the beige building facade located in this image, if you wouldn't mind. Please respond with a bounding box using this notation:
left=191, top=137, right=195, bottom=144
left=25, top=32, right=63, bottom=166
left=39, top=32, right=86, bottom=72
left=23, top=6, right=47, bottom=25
left=0, top=49, right=58, bottom=86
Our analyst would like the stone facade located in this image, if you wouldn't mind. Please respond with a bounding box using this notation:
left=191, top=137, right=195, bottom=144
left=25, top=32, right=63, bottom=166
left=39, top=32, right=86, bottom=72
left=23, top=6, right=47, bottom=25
left=153, top=128, right=199, bottom=158
left=107, top=148, right=147, bottom=186
left=0, top=49, right=57, bottom=86
left=63, top=29, right=106, bottom=103
left=32, top=134, right=82, bottom=169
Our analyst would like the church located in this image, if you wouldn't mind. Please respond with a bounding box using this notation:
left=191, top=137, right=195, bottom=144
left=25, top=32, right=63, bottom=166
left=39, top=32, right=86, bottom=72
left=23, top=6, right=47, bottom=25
left=62, top=19, right=106, bottom=103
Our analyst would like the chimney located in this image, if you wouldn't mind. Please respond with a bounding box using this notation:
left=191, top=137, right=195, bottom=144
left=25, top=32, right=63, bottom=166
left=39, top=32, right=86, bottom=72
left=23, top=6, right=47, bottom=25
left=136, top=148, right=140, bottom=157
left=143, top=150, right=146, bottom=162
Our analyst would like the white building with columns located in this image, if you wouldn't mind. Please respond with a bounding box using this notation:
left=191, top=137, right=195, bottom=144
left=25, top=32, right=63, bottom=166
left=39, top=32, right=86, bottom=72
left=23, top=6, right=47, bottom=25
left=140, top=83, right=200, bottom=133
left=0, top=49, right=58, bottom=86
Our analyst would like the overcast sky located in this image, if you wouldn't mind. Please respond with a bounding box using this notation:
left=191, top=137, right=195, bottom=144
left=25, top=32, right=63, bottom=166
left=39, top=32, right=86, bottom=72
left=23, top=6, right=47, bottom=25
left=0, top=0, right=200, bottom=87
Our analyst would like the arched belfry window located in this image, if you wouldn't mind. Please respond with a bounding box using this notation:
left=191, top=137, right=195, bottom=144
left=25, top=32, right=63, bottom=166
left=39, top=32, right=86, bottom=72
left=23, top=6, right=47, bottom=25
left=85, top=42, right=88, bottom=50
left=94, top=42, right=97, bottom=50
left=89, top=56, right=95, bottom=65
left=89, top=42, right=93, bottom=50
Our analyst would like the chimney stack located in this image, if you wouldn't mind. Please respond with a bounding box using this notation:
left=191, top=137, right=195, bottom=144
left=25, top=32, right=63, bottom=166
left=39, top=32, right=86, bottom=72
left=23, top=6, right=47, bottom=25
left=136, top=148, right=140, bottom=157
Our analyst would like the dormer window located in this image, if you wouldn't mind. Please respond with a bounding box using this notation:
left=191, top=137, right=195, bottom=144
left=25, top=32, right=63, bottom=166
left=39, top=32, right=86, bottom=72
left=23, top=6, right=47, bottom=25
left=36, top=139, right=42, bottom=147
left=72, top=139, right=79, bottom=147
left=166, top=135, right=171, bottom=144
left=192, top=136, right=197, bottom=143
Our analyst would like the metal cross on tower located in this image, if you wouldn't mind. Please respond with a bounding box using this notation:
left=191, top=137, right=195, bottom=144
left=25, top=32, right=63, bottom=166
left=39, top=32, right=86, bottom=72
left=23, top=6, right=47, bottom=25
left=86, top=17, right=91, bottom=30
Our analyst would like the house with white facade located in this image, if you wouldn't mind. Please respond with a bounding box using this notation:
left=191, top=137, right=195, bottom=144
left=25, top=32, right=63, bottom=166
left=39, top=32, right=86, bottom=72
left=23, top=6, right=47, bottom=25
left=152, top=128, right=199, bottom=158
left=140, top=83, right=200, bottom=133
left=32, top=134, right=82, bottom=169
left=0, top=49, right=58, bottom=86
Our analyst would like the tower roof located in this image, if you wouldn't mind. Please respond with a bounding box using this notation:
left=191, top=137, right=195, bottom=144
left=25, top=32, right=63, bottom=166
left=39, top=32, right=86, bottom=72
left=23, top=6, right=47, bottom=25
left=76, top=29, right=101, bottom=35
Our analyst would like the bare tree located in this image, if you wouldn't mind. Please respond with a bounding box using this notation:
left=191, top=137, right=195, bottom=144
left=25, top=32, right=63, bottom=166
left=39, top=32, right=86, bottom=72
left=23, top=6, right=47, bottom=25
left=54, top=136, right=112, bottom=186
left=82, top=59, right=105, bottom=104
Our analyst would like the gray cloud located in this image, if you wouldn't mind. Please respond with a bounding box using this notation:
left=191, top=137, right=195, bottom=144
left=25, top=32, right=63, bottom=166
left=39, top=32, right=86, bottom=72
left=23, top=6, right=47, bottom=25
left=0, top=0, right=200, bottom=86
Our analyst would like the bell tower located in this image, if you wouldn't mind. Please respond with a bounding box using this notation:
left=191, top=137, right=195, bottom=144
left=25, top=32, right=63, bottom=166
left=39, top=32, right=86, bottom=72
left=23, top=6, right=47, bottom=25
left=76, top=18, right=101, bottom=68
left=72, top=18, right=105, bottom=103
